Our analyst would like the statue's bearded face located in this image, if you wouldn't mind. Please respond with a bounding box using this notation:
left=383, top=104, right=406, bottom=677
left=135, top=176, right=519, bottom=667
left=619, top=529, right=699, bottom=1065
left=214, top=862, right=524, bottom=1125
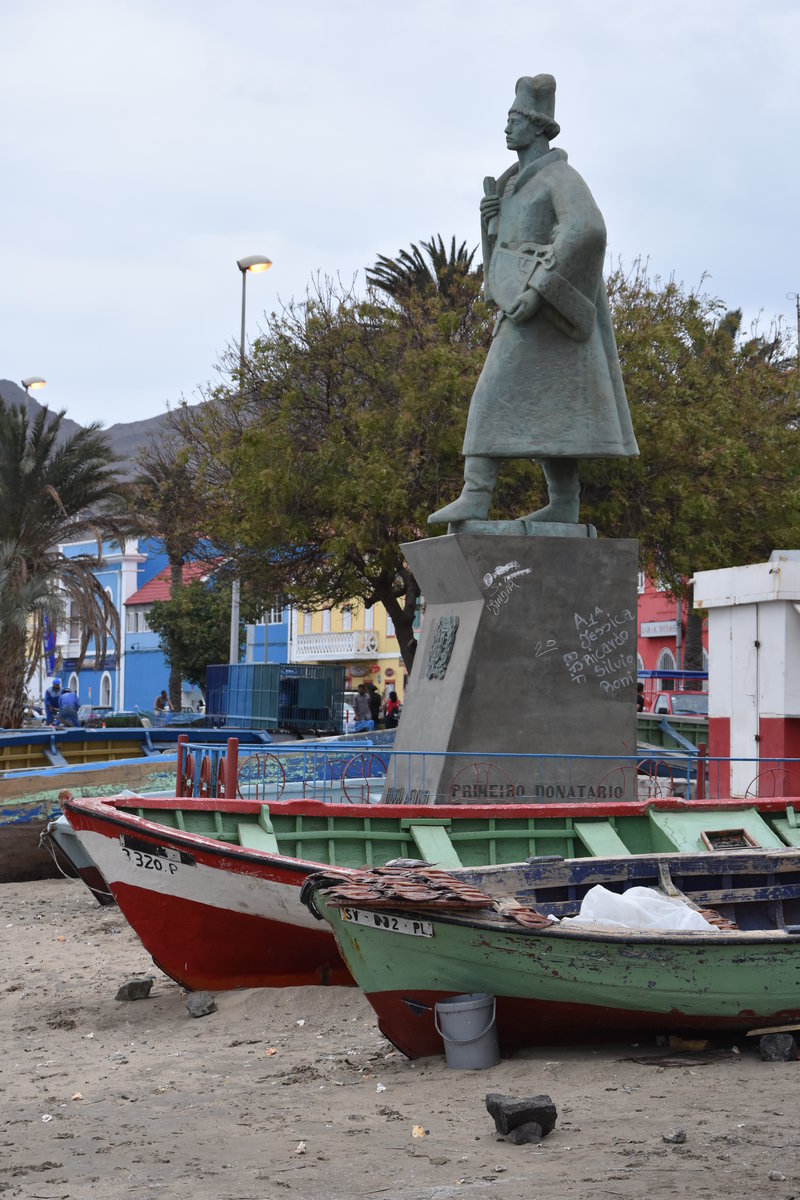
left=505, top=110, right=535, bottom=151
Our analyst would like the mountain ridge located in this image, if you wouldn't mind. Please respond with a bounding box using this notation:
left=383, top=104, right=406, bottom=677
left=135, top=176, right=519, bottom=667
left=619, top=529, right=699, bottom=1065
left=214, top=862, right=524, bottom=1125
left=0, top=379, right=181, bottom=477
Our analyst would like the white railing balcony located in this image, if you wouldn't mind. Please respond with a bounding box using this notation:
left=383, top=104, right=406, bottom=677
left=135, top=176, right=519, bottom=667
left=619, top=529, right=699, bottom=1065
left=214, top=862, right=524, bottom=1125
left=294, top=630, right=379, bottom=661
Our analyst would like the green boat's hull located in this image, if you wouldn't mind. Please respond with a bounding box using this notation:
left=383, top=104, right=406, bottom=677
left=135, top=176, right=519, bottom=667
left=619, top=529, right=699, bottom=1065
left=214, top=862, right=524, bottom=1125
left=315, top=851, right=800, bottom=1056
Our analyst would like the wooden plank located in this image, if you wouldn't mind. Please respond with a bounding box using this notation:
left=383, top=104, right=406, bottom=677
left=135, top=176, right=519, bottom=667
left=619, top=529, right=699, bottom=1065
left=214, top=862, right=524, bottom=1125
left=259, top=806, right=279, bottom=837
left=771, top=818, right=800, bottom=848
left=670, top=883, right=800, bottom=907
left=657, top=861, right=703, bottom=913
left=648, top=807, right=783, bottom=852
left=238, top=822, right=280, bottom=854
left=42, top=745, right=69, bottom=768
left=408, top=823, right=462, bottom=868
left=572, top=820, right=631, bottom=858
left=746, top=1022, right=800, bottom=1036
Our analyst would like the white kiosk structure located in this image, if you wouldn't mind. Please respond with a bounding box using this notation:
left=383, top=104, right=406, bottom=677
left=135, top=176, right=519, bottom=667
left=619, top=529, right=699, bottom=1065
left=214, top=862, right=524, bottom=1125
left=694, top=551, right=800, bottom=798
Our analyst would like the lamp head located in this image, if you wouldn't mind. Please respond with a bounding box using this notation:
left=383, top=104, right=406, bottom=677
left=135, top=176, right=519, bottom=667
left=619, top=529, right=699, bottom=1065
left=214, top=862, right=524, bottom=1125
left=237, top=255, right=272, bottom=274
left=21, top=376, right=46, bottom=391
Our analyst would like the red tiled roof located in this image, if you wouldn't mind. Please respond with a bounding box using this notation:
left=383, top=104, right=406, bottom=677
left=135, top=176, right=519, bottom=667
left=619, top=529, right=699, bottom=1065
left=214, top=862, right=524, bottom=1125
left=125, top=561, right=213, bottom=606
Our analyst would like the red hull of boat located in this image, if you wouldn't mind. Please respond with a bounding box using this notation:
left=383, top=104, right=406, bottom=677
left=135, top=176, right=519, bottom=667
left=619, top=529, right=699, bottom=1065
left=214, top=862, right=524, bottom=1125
left=65, top=804, right=353, bottom=989
left=367, top=989, right=783, bottom=1060
left=112, top=880, right=351, bottom=989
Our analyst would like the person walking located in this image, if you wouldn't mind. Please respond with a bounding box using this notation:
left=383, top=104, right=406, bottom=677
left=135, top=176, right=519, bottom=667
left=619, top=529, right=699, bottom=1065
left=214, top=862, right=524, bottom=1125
left=352, top=684, right=374, bottom=733
left=384, top=691, right=401, bottom=729
left=366, top=682, right=382, bottom=728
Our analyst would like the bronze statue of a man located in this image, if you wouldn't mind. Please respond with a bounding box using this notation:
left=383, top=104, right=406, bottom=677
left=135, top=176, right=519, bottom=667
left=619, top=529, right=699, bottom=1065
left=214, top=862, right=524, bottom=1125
left=429, top=74, right=638, bottom=528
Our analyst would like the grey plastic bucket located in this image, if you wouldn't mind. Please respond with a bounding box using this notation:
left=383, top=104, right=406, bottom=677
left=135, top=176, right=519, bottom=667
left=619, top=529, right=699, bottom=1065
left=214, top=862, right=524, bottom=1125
left=434, top=992, right=500, bottom=1069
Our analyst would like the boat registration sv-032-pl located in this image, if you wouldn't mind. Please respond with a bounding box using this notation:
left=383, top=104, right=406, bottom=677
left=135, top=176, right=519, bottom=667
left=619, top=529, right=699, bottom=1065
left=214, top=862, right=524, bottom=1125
left=341, top=907, right=433, bottom=937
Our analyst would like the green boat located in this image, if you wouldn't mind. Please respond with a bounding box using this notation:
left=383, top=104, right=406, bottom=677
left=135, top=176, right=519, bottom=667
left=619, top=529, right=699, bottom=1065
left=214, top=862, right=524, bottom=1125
left=304, top=847, right=800, bottom=1056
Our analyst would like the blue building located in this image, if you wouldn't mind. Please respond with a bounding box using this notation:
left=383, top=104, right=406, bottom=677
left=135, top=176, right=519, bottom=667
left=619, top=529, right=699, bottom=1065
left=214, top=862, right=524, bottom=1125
left=123, top=560, right=207, bottom=712
left=50, top=537, right=165, bottom=712
left=48, top=537, right=290, bottom=714
left=245, top=599, right=290, bottom=665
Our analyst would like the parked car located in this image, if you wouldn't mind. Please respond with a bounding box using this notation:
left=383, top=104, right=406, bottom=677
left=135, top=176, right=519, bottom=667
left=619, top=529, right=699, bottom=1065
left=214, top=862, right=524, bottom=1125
left=77, top=705, right=113, bottom=726
left=651, top=691, right=708, bottom=718
left=77, top=706, right=144, bottom=728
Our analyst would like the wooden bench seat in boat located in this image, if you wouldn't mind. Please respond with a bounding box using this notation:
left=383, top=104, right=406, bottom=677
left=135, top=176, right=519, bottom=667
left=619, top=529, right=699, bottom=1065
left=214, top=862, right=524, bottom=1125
left=400, top=819, right=463, bottom=869
left=647, top=807, right=784, bottom=853
left=237, top=807, right=280, bottom=854
left=572, top=820, right=631, bottom=857
left=772, top=807, right=800, bottom=848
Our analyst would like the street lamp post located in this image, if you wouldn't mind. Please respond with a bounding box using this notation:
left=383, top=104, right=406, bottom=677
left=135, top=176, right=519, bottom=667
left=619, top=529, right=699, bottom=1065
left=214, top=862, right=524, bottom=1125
left=21, top=378, right=48, bottom=699
left=237, top=255, right=272, bottom=381
left=229, top=256, right=272, bottom=666
left=21, top=376, right=46, bottom=395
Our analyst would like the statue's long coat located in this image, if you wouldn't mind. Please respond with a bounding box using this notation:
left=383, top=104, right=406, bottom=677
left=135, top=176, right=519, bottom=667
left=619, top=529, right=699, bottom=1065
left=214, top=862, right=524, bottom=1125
left=463, top=148, right=638, bottom=460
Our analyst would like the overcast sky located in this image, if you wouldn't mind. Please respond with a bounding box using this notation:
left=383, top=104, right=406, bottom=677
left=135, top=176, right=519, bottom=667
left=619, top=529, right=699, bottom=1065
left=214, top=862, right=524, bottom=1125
left=2, top=0, right=799, bottom=428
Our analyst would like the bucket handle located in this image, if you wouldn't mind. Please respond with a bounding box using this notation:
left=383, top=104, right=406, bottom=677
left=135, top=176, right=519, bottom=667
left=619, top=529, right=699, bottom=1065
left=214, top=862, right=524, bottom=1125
left=434, top=997, right=496, bottom=1046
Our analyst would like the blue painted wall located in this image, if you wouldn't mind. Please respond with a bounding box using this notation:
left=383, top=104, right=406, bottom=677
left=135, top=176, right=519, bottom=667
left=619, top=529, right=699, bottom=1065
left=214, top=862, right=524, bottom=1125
left=63, top=664, right=115, bottom=708
left=138, top=538, right=169, bottom=586
left=59, top=537, right=291, bottom=713
left=248, top=621, right=291, bottom=664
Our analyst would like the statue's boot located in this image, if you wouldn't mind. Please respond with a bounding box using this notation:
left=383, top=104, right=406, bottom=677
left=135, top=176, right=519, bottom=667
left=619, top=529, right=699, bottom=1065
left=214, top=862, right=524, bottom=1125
left=525, top=458, right=580, bottom=523
left=428, top=456, right=499, bottom=525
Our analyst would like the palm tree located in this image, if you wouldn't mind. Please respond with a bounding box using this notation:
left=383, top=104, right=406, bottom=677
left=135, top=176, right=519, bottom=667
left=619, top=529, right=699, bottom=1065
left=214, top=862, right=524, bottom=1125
left=128, top=435, right=205, bottom=712
left=367, top=235, right=480, bottom=310
left=0, top=399, right=125, bottom=727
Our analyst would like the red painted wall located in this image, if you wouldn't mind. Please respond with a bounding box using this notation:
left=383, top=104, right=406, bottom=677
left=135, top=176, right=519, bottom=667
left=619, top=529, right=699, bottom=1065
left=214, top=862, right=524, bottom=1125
left=637, top=579, right=708, bottom=675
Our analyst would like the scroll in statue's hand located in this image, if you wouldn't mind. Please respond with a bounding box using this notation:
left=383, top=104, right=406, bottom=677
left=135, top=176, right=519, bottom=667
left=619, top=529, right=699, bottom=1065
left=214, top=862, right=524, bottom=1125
left=480, top=195, right=501, bottom=223
left=506, top=288, right=542, bottom=323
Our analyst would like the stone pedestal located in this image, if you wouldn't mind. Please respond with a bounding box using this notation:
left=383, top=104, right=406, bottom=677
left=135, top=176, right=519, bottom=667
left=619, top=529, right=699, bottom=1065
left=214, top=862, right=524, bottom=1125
left=383, top=533, right=639, bottom=804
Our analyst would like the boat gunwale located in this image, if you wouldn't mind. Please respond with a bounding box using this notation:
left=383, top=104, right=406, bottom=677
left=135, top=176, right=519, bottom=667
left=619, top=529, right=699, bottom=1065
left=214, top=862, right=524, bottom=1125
left=320, top=893, right=800, bottom=947
left=62, top=792, right=800, bottom=820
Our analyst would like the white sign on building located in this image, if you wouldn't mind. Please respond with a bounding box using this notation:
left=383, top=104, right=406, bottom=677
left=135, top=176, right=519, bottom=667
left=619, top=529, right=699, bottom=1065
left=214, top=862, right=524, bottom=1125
left=640, top=620, right=678, bottom=638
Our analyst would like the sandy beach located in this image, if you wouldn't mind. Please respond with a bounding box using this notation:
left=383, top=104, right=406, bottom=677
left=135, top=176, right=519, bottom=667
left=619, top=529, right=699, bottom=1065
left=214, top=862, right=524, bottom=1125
left=2, top=877, right=799, bottom=1200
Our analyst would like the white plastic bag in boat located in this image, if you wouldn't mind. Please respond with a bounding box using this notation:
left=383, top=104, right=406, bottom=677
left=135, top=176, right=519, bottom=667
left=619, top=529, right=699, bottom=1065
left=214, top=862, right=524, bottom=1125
left=558, top=885, right=719, bottom=932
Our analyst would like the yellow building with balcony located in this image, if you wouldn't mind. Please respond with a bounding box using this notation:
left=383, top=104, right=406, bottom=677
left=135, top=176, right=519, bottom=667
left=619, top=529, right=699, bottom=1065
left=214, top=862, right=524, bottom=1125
left=289, top=600, right=410, bottom=701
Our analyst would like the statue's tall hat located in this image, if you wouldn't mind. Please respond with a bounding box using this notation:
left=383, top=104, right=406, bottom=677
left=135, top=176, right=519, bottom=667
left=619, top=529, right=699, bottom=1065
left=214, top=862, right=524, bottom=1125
left=510, top=74, right=560, bottom=140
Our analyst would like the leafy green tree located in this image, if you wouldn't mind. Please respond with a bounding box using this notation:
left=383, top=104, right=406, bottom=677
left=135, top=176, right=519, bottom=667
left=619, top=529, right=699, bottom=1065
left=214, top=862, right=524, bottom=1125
left=581, top=262, right=800, bottom=668
left=146, top=577, right=261, bottom=696
left=168, top=259, right=500, bottom=672
left=0, top=399, right=124, bottom=727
